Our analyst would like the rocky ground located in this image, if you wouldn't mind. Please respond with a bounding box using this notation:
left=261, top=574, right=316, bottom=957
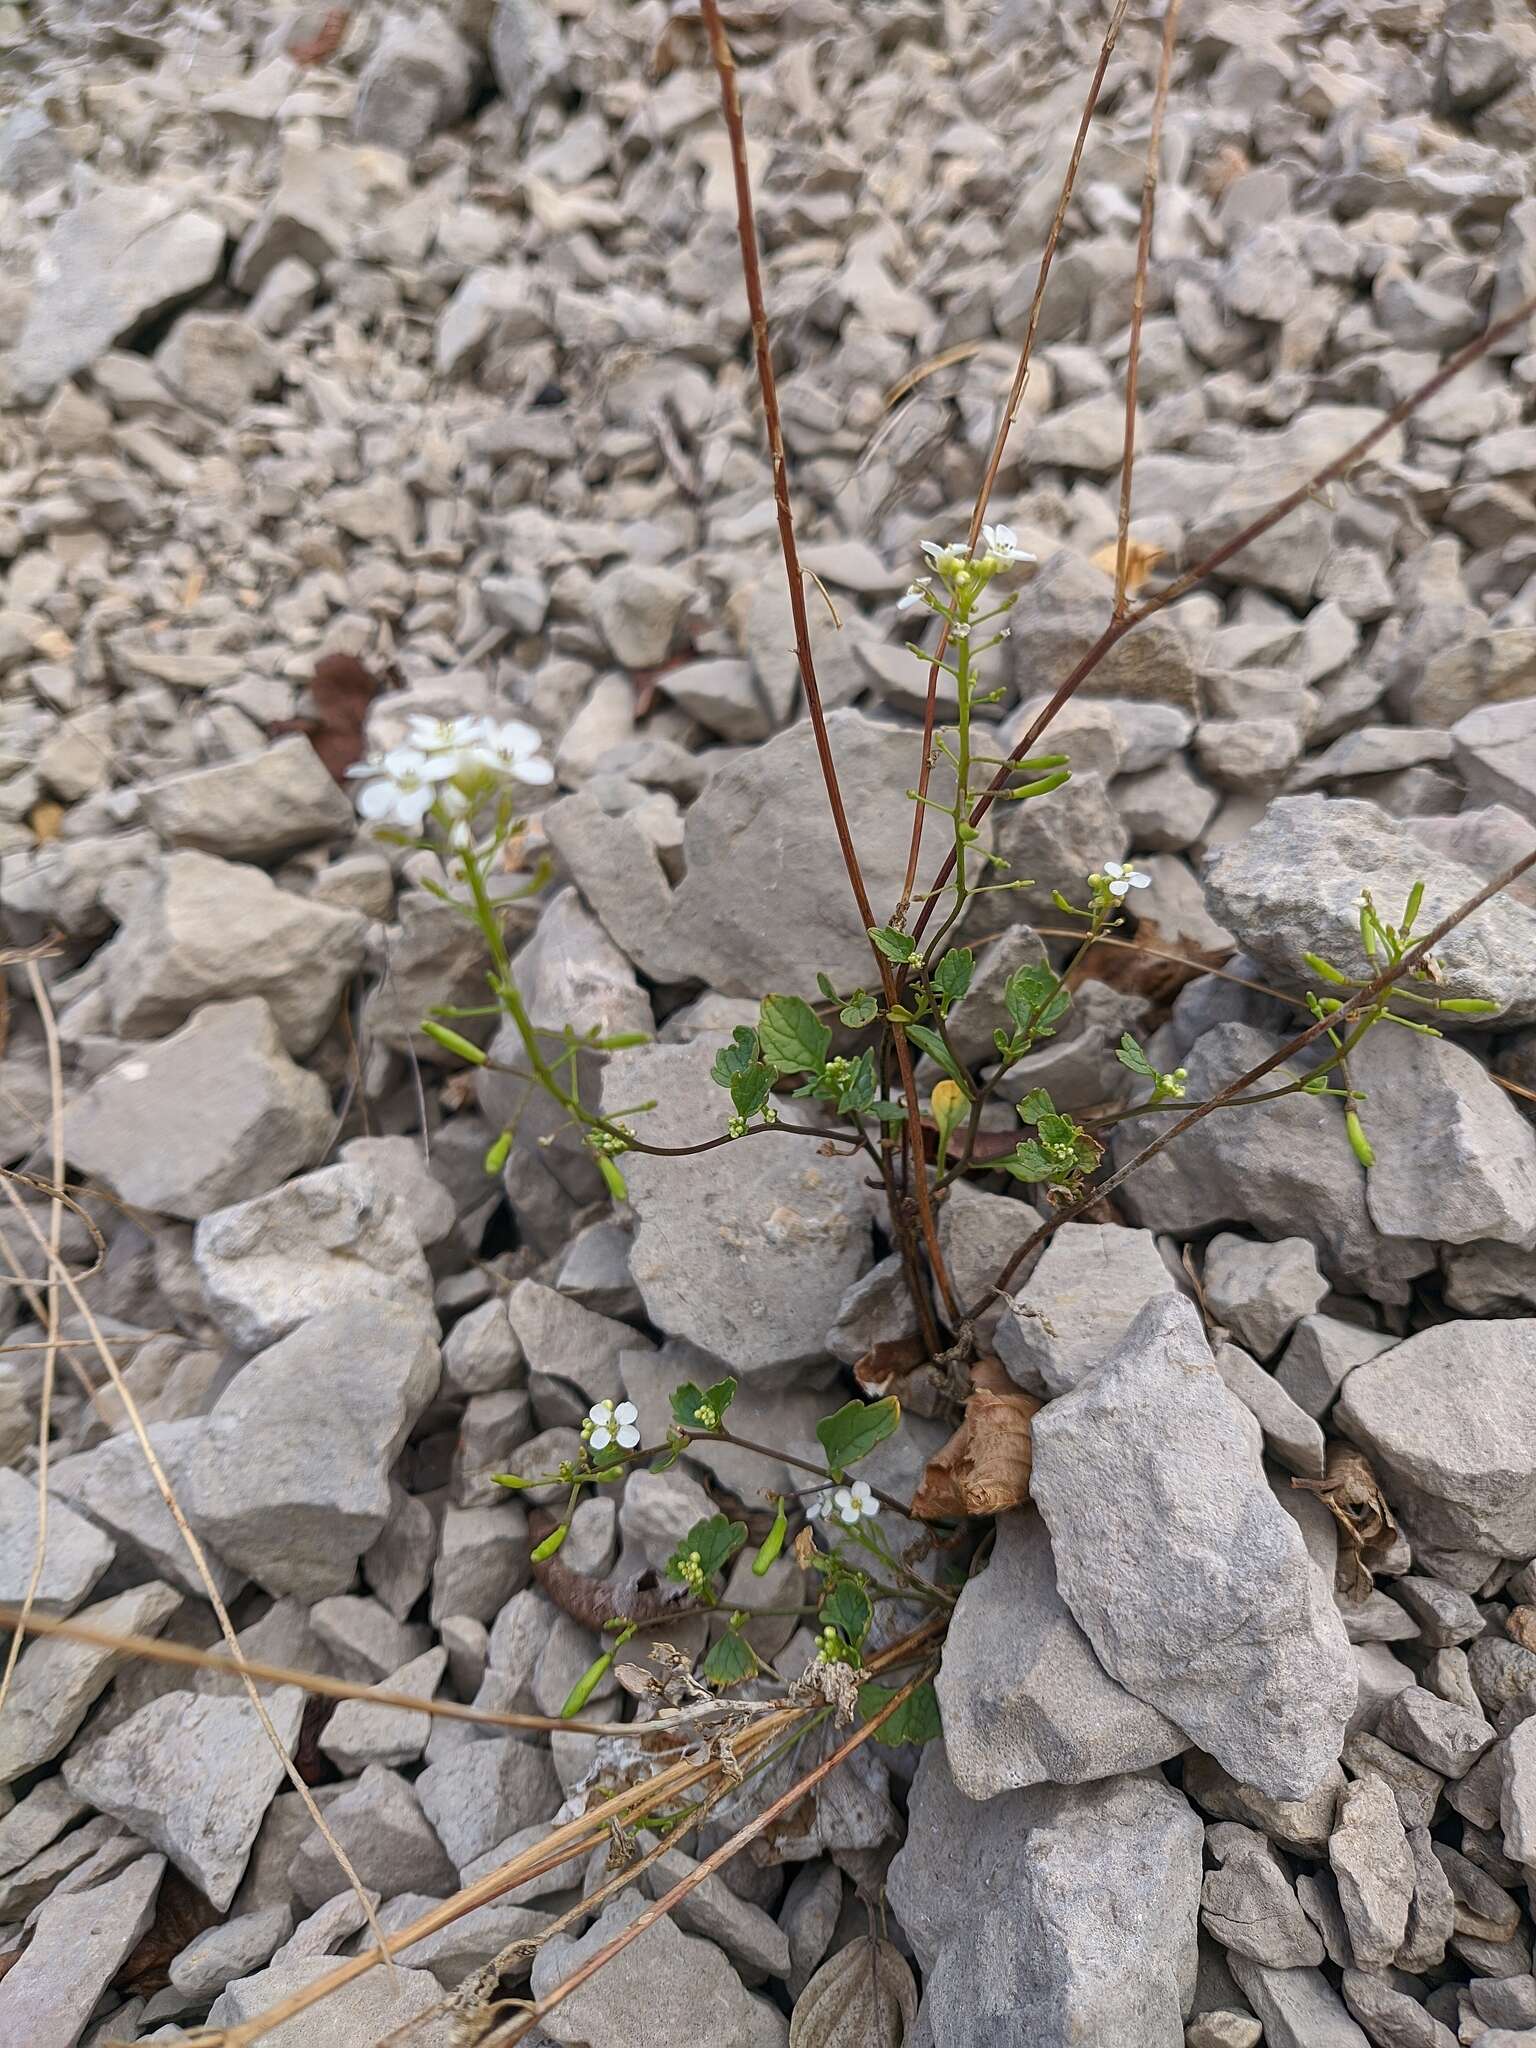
left=1, top=0, right=1536, bottom=2043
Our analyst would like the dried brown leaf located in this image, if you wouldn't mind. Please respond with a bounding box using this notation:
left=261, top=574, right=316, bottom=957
left=119, top=1866, right=220, bottom=1992
left=909, top=1382, right=1039, bottom=1520
left=790, top=1935, right=918, bottom=2048
left=1291, top=1442, right=1400, bottom=1602
left=28, top=801, right=64, bottom=843
left=1090, top=536, right=1164, bottom=593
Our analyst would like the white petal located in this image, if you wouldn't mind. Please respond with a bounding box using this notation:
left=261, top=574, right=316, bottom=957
left=1128, top=872, right=1151, bottom=888
left=1103, top=861, right=1126, bottom=878
left=513, top=756, right=555, bottom=786
left=357, top=780, right=399, bottom=820
left=589, top=1427, right=612, bottom=1451
left=615, top=1402, right=638, bottom=1425
left=399, top=787, right=436, bottom=829
left=1108, top=879, right=1130, bottom=897
left=617, top=1424, right=640, bottom=1449
left=839, top=1504, right=859, bottom=1525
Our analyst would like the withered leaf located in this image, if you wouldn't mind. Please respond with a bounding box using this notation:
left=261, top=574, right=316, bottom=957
left=910, top=1382, right=1039, bottom=1521
left=1291, top=1442, right=1400, bottom=1603
left=268, top=651, right=382, bottom=785
left=790, top=1936, right=918, bottom=2048
left=119, top=1866, right=220, bottom=1992
left=1089, top=536, right=1165, bottom=594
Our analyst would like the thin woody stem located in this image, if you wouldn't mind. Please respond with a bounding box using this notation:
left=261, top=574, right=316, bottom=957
left=895, top=0, right=1130, bottom=923
left=910, top=286, right=1536, bottom=949
left=1114, top=0, right=1181, bottom=618
left=978, top=844, right=1536, bottom=1314
left=698, top=0, right=956, bottom=1320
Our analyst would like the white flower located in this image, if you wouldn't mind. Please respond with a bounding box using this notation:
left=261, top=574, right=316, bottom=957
left=806, top=1488, right=836, bottom=1521
left=1102, top=860, right=1151, bottom=899
left=586, top=1399, right=640, bottom=1453
left=406, top=713, right=486, bottom=755
left=470, top=716, right=555, bottom=787
left=349, top=746, right=456, bottom=830
left=981, top=522, right=1034, bottom=567
left=833, top=1480, right=878, bottom=1525
left=920, top=538, right=970, bottom=577
left=897, top=580, right=931, bottom=611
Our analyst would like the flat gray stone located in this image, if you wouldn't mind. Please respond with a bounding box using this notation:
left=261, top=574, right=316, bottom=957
left=936, top=1510, right=1186, bottom=1796
left=1328, top=1772, right=1413, bottom=1969
left=50, top=1420, right=244, bottom=1604
left=1377, top=1685, right=1495, bottom=1780
left=0, top=1466, right=114, bottom=1617
left=1201, top=1827, right=1324, bottom=1968
left=193, top=1163, right=434, bottom=1351
left=288, top=1766, right=456, bottom=1910
left=64, top=998, right=333, bottom=1219
left=1213, top=1341, right=1327, bottom=1479
left=995, top=1221, right=1181, bottom=1397
left=370, top=1887, right=554, bottom=1988
left=1031, top=1294, right=1355, bottom=1800
left=66, top=1688, right=304, bottom=1911
left=1335, top=1320, right=1536, bottom=1577
left=1341, top=1970, right=1457, bottom=2048
left=208, top=1953, right=452, bottom=2046
left=317, top=1649, right=445, bottom=1773
left=0, top=1778, right=91, bottom=1878
left=1226, top=1958, right=1369, bottom=2048
left=1203, top=795, right=1536, bottom=1025
left=1203, top=1233, right=1329, bottom=1360
left=137, top=736, right=353, bottom=863
left=0, top=1581, right=182, bottom=1784
left=415, top=1735, right=562, bottom=1871
left=1183, top=1750, right=1343, bottom=1853
left=1275, top=1314, right=1398, bottom=1419
left=0, top=1851, right=164, bottom=2048
left=889, top=1745, right=1201, bottom=2048
left=169, top=1902, right=295, bottom=1998
left=185, top=1302, right=440, bottom=1599
left=604, top=1038, right=873, bottom=1377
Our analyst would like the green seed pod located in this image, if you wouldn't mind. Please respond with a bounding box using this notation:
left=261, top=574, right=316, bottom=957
left=753, top=1498, right=788, bottom=1577
left=597, top=1154, right=629, bottom=1201
left=1437, top=997, right=1502, bottom=1015
left=1303, top=953, right=1349, bottom=985
left=1345, top=1109, right=1375, bottom=1169
left=421, top=1020, right=487, bottom=1065
left=560, top=1650, right=614, bottom=1718
left=483, top=1130, right=513, bottom=1174
left=531, top=1522, right=569, bottom=1563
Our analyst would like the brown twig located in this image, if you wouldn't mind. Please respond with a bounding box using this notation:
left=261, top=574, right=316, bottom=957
left=697, top=0, right=956, bottom=1320
left=910, top=286, right=1536, bottom=949
left=980, top=842, right=1536, bottom=1312
left=1114, top=0, right=1181, bottom=619
left=895, top=0, right=1131, bottom=924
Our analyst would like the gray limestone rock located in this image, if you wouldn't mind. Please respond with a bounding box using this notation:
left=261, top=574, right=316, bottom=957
left=193, top=1164, right=434, bottom=1351
left=1377, top=1686, right=1496, bottom=1780
left=102, top=849, right=366, bottom=1055
left=416, top=1736, right=561, bottom=1871
left=354, top=6, right=477, bottom=153
left=64, top=1687, right=305, bottom=1911
left=1113, top=1023, right=1435, bottom=1304
left=371, top=1887, right=554, bottom=1988
left=1226, top=1958, right=1369, bottom=2048
left=185, top=1302, right=440, bottom=1599
left=1336, top=1321, right=1536, bottom=1579
left=137, top=738, right=352, bottom=864
left=1212, top=1341, right=1327, bottom=1480
left=1328, top=1772, right=1414, bottom=1969
left=935, top=1510, right=1185, bottom=1796
left=288, top=1766, right=456, bottom=1909
left=0, top=1466, right=114, bottom=1617
left=207, top=1953, right=451, bottom=2044
left=1200, top=1827, right=1324, bottom=1968
left=889, top=1746, right=1201, bottom=2048
left=1203, top=1233, right=1329, bottom=1360
left=64, top=999, right=332, bottom=1219
left=1203, top=796, right=1536, bottom=1025
left=318, top=1649, right=446, bottom=1773
left=604, top=1038, right=873, bottom=1377
left=1030, top=1294, right=1355, bottom=1799
left=0, top=1851, right=164, bottom=2048
left=1276, top=1314, right=1398, bottom=1419
left=169, top=1903, right=295, bottom=1998
left=1183, top=1749, right=1343, bottom=1854
left=49, top=1420, right=243, bottom=1604
left=1340, top=1971, right=1456, bottom=2048
left=0, top=1581, right=182, bottom=1784
left=995, top=1221, right=1181, bottom=1398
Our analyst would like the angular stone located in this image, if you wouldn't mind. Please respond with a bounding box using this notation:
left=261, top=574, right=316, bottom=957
left=353, top=6, right=476, bottom=153
left=1276, top=1314, right=1398, bottom=1419
left=65, top=1687, right=304, bottom=1911
left=590, top=562, right=694, bottom=670
left=508, top=1276, right=639, bottom=1420
left=103, top=850, right=367, bottom=1054
left=49, top=1420, right=243, bottom=1603
left=64, top=999, right=332, bottom=1219
left=153, top=311, right=279, bottom=416
left=1343, top=1732, right=1443, bottom=1831
left=137, top=737, right=353, bottom=864
left=1201, top=1827, right=1325, bottom=1968
left=0, top=1851, right=164, bottom=2048
left=441, top=1297, right=522, bottom=1397
left=374, top=1887, right=553, bottom=1988
left=318, top=1649, right=446, bottom=1773
left=636, top=1838, right=790, bottom=1983
left=1340, top=1970, right=1456, bottom=2048
left=1005, top=548, right=1198, bottom=708
left=1335, top=1321, right=1536, bottom=1577
left=1183, top=1750, right=1343, bottom=1853
left=7, top=189, right=224, bottom=404
left=1203, top=1234, right=1329, bottom=1360
left=193, top=1164, right=434, bottom=1351
left=0, top=1466, right=114, bottom=1617
left=288, top=1766, right=456, bottom=1909
left=995, top=1221, right=1181, bottom=1398
left=531, top=1891, right=786, bottom=2048
left=1031, top=1294, right=1355, bottom=1799
left=889, top=1745, right=1201, bottom=2048
left=1226, top=1958, right=1368, bottom=2048
left=416, top=1736, right=561, bottom=1871
left=1329, top=1773, right=1413, bottom=1969
left=604, top=1039, right=873, bottom=1377
left=1113, top=1024, right=1434, bottom=1304
left=1212, top=1341, right=1326, bottom=1480
left=936, top=1511, right=1185, bottom=1796
left=0, top=1581, right=182, bottom=1784
left=185, top=1302, right=440, bottom=1599
left=207, top=1954, right=449, bottom=2044
left=168, top=1901, right=294, bottom=1998
left=1377, top=1685, right=1495, bottom=1780
left=1203, top=796, right=1536, bottom=1026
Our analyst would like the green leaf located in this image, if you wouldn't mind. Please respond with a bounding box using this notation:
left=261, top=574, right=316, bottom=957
left=1001, top=1141, right=1053, bottom=1182
left=867, top=926, right=916, bottom=962
left=710, top=1026, right=761, bottom=1089
left=758, top=994, right=831, bottom=1076
left=817, top=1397, right=900, bottom=1477
left=1015, top=1087, right=1055, bottom=1127
left=701, top=1629, right=758, bottom=1689
left=869, top=1101, right=910, bottom=1125
left=932, top=948, right=974, bottom=1010
left=820, top=1578, right=873, bottom=1649
left=729, top=1065, right=774, bottom=1120
left=1004, top=962, right=1070, bottom=1035
left=671, top=1378, right=738, bottom=1430
left=666, top=1514, right=747, bottom=1584
left=857, top=1679, right=942, bottom=1747
left=836, top=1048, right=878, bottom=1116
left=1036, top=1111, right=1078, bottom=1150
left=816, top=972, right=837, bottom=1001
left=1115, top=1033, right=1157, bottom=1078
left=839, top=990, right=879, bottom=1029
left=902, top=1022, right=971, bottom=1096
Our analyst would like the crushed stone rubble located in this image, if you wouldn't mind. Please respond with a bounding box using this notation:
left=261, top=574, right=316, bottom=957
left=0, top=0, right=1535, bottom=2042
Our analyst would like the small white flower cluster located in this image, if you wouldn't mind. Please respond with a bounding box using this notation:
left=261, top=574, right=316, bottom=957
left=348, top=713, right=553, bottom=836
left=808, top=1479, right=879, bottom=1527
left=585, top=1399, right=640, bottom=1453
left=1101, top=860, right=1150, bottom=900
left=899, top=523, right=1036, bottom=615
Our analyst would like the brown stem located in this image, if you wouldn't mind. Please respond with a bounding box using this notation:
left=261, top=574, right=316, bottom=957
left=895, top=0, right=1131, bottom=922
left=911, top=286, right=1536, bottom=948
left=1114, top=0, right=1181, bottom=618
left=979, top=843, right=1536, bottom=1313
left=698, top=0, right=956, bottom=1320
